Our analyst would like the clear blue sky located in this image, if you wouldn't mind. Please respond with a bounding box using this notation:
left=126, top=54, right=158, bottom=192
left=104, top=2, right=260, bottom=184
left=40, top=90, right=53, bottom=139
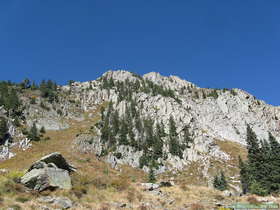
left=0, top=1, right=279, bottom=105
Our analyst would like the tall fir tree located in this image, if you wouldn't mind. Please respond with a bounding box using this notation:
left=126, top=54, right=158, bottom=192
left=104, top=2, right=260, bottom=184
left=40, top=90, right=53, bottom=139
left=0, top=117, right=8, bottom=142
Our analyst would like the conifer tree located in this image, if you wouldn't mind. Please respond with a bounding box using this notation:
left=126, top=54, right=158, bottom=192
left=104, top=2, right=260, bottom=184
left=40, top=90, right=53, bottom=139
left=119, top=118, right=128, bottom=145
left=213, top=171, right=228, bottom=191
left=183, top=125, right=193, bottom=148
left=239, top=156, right=250, bottom=194
left=28, top=122, right=40, bottom=141
left=168, top=116, right=182, bottom=158
left=148, top=167, right=156, bottom=183
left=0, top=117, right=8, bottom=142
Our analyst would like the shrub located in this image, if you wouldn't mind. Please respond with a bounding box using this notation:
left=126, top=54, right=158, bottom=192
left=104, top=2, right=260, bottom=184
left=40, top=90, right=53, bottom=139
left=0, top=179, right=25, bottom=195
left=126, top=188, right=136, bottom=203
left=111, top=175, right=129, bottom=191
left=6, top=171, right=25, bottom=182
left=15, top=196, right=30, bottom=203
left=208, top=90, right=219, bottom=99
left=57, top=109, right=63, bottom=116
left=30, top=97, right=36, bottom=104
left=8, top=205, right=21, bottom=210
left=71, top=173, right=91, bottom=198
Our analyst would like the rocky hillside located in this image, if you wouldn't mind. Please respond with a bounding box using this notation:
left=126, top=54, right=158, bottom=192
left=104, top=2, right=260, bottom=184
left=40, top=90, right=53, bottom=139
left=1, top=70, right=280, bottom=192
left=67, top=70, right=280, bottom=190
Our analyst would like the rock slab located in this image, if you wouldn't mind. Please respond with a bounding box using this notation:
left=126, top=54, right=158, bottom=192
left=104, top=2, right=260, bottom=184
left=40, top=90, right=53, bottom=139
left=21, top=152, right=74, bottom=191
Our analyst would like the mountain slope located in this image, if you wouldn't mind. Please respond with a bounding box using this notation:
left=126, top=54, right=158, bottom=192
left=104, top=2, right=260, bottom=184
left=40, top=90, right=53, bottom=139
left=1, top=70, right=280, bottom=192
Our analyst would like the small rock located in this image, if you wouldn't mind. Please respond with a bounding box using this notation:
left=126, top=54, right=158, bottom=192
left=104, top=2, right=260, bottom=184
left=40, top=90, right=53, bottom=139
left=149, top=189, right=162, bottom=196
left=38, top=196, right=73, bottom=209
left=0, top=168, right=8, bottom=174
left=53, top=197, right=73, bottom=209
left=167, top=199, right=175, bottom=205
left=222, top=190, right=232, bottom=197
left=38, top=196, right=55, bottom=203
left=141, top=183, right=160, bottom=191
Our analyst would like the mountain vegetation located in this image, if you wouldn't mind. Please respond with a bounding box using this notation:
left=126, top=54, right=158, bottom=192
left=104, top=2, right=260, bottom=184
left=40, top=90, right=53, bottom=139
left=239, top=125, right=280, bottom=196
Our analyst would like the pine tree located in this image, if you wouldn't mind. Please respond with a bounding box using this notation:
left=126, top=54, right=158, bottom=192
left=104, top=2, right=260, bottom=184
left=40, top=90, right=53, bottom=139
left=119, top=118, right=128, bottom=145
left=245, top=125, right=262, bottom=186
left=28, top=122, right=40, bottom=141
left=183, top=125, right=193, bottom=149
left=40, top=126, right=46, bottom=134
left=148, top=167, right=156, bottom=183
left=213, top=171, right=228, bottom=191
left=168, top=116, right=182, bottom=158
left=21, top=78, right=31, bottom=89
left=112, top=110, right=120, bottom=135
left=30, top=81, right=37, bottom=90
left=239, top=156, right=249, bottom=194
left=0, top=117, right=8, bottom=142
left=266, top=133, right=280, bottom=193
left=219, top=171, right=228, bottom=191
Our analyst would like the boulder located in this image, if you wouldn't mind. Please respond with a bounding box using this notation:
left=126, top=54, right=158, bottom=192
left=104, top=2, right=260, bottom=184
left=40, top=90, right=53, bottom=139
left=28, top=152, right=76, bottom=173
left=21, top=153, right=74, bottom=191
left=38, top=196, right=73, bottom=209
left=141, top=183, right=160, bottom=191
left=21, top=165, right=72, bottom=191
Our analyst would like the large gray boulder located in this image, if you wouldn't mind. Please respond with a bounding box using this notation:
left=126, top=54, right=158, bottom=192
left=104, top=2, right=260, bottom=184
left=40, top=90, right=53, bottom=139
left=21, top=153, right=74, bottom=191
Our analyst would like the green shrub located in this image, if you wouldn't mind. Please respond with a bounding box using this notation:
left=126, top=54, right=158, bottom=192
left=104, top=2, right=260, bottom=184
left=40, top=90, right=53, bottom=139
left=15, top=196, right=30, bottom=203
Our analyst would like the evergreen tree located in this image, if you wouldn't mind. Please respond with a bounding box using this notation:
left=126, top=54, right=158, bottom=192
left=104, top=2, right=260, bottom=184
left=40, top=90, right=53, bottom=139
left=119, top=118, right=128, bottom=145
left=168, top=116, right=182, bottom=158
left=213, top=171, right=228, bottom=191
left=182, top=125, right=193, bottom=148
left=28, top=122, right=40, bottom=141
left=148, top=167, right=156, bottom=183
left=239, top=156, right=250, bottom=194
left=0, top=117, right=8, bottom=142
left=112, top=110, right=120, bottom=135
left=21, top=78, right=31, bottom=89
left=40, top=126, right=46, bottom=134
left=30, top=81, right=37, bottom=90
left=246, top=125, right=262, bottom=186
left=238, top=127, right=280, bottom=195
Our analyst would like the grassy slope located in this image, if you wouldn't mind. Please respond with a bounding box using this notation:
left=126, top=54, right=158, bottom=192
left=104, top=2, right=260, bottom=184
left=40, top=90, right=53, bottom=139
left=0, top=105, right=275, bottom=209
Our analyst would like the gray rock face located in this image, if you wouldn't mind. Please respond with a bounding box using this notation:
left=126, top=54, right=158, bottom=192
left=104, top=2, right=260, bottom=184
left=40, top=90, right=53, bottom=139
left=21, top=153, right=74, bottom=191
left=70, top=70, right=280, bottom=180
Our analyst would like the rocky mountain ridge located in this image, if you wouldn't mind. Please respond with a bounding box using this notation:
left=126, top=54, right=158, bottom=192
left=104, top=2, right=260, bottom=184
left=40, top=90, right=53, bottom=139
left=1, top=70, right=280, bottom=193
left=65, top=70, right=280, bottom=192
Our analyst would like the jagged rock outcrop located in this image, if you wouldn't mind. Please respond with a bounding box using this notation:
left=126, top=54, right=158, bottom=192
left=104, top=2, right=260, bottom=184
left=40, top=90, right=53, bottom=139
left=68, top=70, right=280, bottom=185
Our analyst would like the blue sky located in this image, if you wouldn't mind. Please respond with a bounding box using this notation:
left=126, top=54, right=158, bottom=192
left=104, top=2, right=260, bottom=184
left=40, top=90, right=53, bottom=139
left=0, top=1, right=279, bottom=105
